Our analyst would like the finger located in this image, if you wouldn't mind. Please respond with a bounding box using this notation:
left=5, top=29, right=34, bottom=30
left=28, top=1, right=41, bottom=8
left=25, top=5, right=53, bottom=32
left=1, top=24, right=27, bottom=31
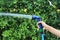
left=37, top=23, right=40, bottom=28
left=38, top=21, right=41, bottom=23
left=37, top=21, right=42, bottom=25
left=43, top=27, right=45, bottom=30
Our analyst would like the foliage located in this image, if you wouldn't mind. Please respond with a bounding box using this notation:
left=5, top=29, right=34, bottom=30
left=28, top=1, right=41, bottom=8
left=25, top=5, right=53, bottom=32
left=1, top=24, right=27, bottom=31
left=0, top=0, right=60, bottom=40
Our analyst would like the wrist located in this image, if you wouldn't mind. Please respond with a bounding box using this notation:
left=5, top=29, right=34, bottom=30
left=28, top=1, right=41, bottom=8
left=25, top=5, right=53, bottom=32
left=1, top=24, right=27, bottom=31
left=44, top=24, right=50, bottom=30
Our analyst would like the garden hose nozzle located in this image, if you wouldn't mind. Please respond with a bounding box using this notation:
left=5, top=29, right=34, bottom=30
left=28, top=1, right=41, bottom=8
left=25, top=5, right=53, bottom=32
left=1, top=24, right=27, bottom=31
left=32, top=15, right=44, bottom=40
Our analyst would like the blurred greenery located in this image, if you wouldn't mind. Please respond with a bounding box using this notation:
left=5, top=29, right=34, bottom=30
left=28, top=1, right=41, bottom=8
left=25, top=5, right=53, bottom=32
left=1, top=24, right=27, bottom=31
left=0, top=0, right=60, bottom=40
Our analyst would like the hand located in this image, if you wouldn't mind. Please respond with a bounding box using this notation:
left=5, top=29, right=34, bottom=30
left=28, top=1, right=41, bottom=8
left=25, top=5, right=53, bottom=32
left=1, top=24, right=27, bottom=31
left=37, top=21, right=48, bottom=30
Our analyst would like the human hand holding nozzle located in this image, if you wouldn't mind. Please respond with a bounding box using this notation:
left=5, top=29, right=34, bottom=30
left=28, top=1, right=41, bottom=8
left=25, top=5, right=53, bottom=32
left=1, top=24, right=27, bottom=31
left=37, top=21, right=60, bottom=37
left=37, top=21, right=48, bottom=30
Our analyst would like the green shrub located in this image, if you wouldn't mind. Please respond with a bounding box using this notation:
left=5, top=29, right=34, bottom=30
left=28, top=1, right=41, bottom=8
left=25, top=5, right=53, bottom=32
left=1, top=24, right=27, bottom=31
left=0, top=0, right=60, bottom=40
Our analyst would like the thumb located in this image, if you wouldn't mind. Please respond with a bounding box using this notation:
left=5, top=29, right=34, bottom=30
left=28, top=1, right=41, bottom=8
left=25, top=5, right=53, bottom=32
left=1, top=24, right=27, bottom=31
left=37, top=21, right=43, bottom=28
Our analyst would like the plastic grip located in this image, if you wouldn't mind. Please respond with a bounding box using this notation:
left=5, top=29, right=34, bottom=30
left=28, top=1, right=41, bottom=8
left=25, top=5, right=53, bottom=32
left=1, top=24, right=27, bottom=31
left=37, top=18, right=43, bottom=33
left=37, top=18, right=43, bottom=28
